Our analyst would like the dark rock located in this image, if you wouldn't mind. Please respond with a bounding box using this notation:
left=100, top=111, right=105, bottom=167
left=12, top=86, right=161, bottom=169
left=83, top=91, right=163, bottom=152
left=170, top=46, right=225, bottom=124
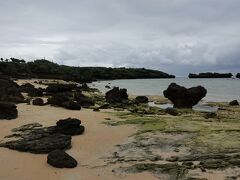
left=163, top=83, right=207, bottom=108
left=165, top=107, right=178, bottom=116
left=134, top=96, right=149, bottom=104
left=204, top=112, right=217, bottom=119
left=47, top=149, right=77, bottom=168
left=56, top=118, right=85, bottom=135
left=19, top=83, right=35, bottom=93
left=62, top=101, right=81, bottom=110
left=47, top=93, right=72, bottom=106
left=0, top=76, right=24, bottom=103
left=0, top=102, right=18, bottom=119
left=0, top=118, right=85, bottom=153
left=32, top=98, right=44, bottom=106
left=236, top=73, right=240, bottom=79
left=105, top=85, right=111, bottom=89
left=46, top=83, right=77, bottom=93
left=229, top=100, right=239, bottom=106
left=105, top=87, right=128, bottom=103
left=20, top=83, right=43, bottom=97
left=28, top=87, right=43, bottom=97
left=74, top=92, right=95, bottom=107
left=0, top=132, right=72, bottom=154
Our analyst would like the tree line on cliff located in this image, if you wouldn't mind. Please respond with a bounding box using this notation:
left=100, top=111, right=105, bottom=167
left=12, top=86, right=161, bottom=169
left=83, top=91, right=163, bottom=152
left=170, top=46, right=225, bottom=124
left=0, top=58, right=175, bottom=82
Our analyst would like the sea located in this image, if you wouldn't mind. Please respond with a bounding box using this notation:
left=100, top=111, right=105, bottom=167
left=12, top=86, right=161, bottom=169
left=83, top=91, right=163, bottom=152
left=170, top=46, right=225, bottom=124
left=90, top=77, right=240, bottom=102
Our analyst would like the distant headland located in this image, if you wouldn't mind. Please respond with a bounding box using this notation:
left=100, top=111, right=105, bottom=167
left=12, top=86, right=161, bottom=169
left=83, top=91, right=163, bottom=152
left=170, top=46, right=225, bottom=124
left=0, top=58, right=175, bottom=82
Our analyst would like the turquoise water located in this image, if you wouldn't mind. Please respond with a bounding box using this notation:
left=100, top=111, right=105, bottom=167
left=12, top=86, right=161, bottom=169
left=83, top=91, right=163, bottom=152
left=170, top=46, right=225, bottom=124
left=91, top=78, right=240, bottom=102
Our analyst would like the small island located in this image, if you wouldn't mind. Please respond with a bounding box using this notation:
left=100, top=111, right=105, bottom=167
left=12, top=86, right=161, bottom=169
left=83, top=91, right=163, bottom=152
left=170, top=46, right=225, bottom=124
left=236, top=73, right=240, bottom=78
left=188, top=72, right=233, bottom=78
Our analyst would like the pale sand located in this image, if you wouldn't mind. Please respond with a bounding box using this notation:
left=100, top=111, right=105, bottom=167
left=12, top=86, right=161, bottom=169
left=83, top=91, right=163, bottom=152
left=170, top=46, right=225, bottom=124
left=0, top=104, right=157, bottom=180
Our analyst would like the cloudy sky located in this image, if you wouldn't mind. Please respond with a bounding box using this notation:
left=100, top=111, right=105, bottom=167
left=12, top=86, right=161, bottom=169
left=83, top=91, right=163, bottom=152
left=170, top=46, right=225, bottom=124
left=0, top=0, right=240, bottom=76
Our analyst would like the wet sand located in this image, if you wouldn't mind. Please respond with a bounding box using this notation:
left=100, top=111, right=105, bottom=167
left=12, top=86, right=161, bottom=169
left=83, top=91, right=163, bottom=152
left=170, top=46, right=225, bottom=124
left=0, top=104, right=157, bottom=180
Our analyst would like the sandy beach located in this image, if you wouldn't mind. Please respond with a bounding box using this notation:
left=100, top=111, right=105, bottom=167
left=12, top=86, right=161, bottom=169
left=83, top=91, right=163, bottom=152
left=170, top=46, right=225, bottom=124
left=0, top=103, right=157, bottom=180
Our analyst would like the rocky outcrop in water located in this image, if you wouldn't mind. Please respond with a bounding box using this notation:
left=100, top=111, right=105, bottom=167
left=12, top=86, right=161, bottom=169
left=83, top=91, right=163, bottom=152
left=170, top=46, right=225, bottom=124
left=163, top=83, right=207, bottom=108
left=47, top=149, right=78, bottom=168
left=0, top=102, right=18, bottom=119
left=0, top=76, right=24, bottom=103
left=189, top=72, right=233, bottom=78
left=105, top=87, right=128, bottom=103
left=0, top=118, right=84, bottom=153
left=237, top=73, right=240, bottom=78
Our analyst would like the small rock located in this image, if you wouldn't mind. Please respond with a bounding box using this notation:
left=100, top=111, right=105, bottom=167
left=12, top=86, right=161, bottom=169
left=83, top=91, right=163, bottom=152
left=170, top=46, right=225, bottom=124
left=32, top=98, right=44, bottom=106
left=165, top=107, right=178, bottom=116
left=47, top=149, right=77, bottom=168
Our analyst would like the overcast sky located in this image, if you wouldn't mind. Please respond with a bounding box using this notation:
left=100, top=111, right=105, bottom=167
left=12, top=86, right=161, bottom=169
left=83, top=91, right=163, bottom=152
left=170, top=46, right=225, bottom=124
left=0, top=0, right=240, bottom=76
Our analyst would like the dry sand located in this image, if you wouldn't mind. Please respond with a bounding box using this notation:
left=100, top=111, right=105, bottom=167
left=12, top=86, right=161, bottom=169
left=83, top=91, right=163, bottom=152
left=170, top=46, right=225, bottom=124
left=0, top=104, right=157, bottom=180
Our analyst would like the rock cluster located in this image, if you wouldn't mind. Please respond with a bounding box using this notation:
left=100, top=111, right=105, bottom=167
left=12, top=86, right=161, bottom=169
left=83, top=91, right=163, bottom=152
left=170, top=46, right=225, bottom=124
left=105, top=87, right=128, bottom=103
left=163, top=83, right=207, bottom=108
left=0, top=76, right=24, bottom=103
left=0, top=118, right=84, bottom=154
left=20, top=83, right=43, bottom=97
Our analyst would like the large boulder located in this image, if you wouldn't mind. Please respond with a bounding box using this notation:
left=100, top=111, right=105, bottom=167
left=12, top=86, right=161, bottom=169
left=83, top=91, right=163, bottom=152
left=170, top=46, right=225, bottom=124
left=19, top=83, right=43, bottom=97
left=0, top=102, right=18, bottom=119
left=0, top=76, right=24, bottom=103
left=163, top=83, right=207, bottom=108
left=56, top=118, right=85, bottom=135
left=105, top=87, right=128, bottom=103
left=19, top=83, right=35, bottom=93
left=134, top=96, right=149, bottom=104
left=47, top=149, right=77, bottom=168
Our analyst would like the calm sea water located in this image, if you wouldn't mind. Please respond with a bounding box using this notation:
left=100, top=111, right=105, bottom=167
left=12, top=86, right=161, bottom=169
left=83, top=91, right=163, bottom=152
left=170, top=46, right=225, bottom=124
left=90, top=78, right=240, bottom=102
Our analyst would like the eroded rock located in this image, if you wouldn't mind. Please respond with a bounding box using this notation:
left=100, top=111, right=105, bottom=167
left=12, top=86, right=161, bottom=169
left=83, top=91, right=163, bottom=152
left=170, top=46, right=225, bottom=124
left=47, top=149, right=77, bottom=168
left=105, top=87, right=128, bottom=103
left=163, top=83, right=207, bottom=108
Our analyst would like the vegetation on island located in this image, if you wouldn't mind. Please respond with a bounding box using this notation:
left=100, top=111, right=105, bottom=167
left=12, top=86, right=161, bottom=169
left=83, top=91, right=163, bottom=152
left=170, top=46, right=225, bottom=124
left=189, top=72, right=233, bottom=78
left=0, top=58, right=175, bottom=82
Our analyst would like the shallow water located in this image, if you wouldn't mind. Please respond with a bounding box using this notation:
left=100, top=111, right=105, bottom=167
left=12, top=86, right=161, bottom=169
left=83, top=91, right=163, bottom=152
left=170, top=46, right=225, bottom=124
left=148, top=102, right=218, bottom=113
left=91, top=78, right=240, bottom=102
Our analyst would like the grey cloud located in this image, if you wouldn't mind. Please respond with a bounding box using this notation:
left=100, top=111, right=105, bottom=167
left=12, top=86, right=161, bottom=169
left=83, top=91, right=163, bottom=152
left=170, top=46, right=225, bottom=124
left=0, top=0, right=240, bottom=76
